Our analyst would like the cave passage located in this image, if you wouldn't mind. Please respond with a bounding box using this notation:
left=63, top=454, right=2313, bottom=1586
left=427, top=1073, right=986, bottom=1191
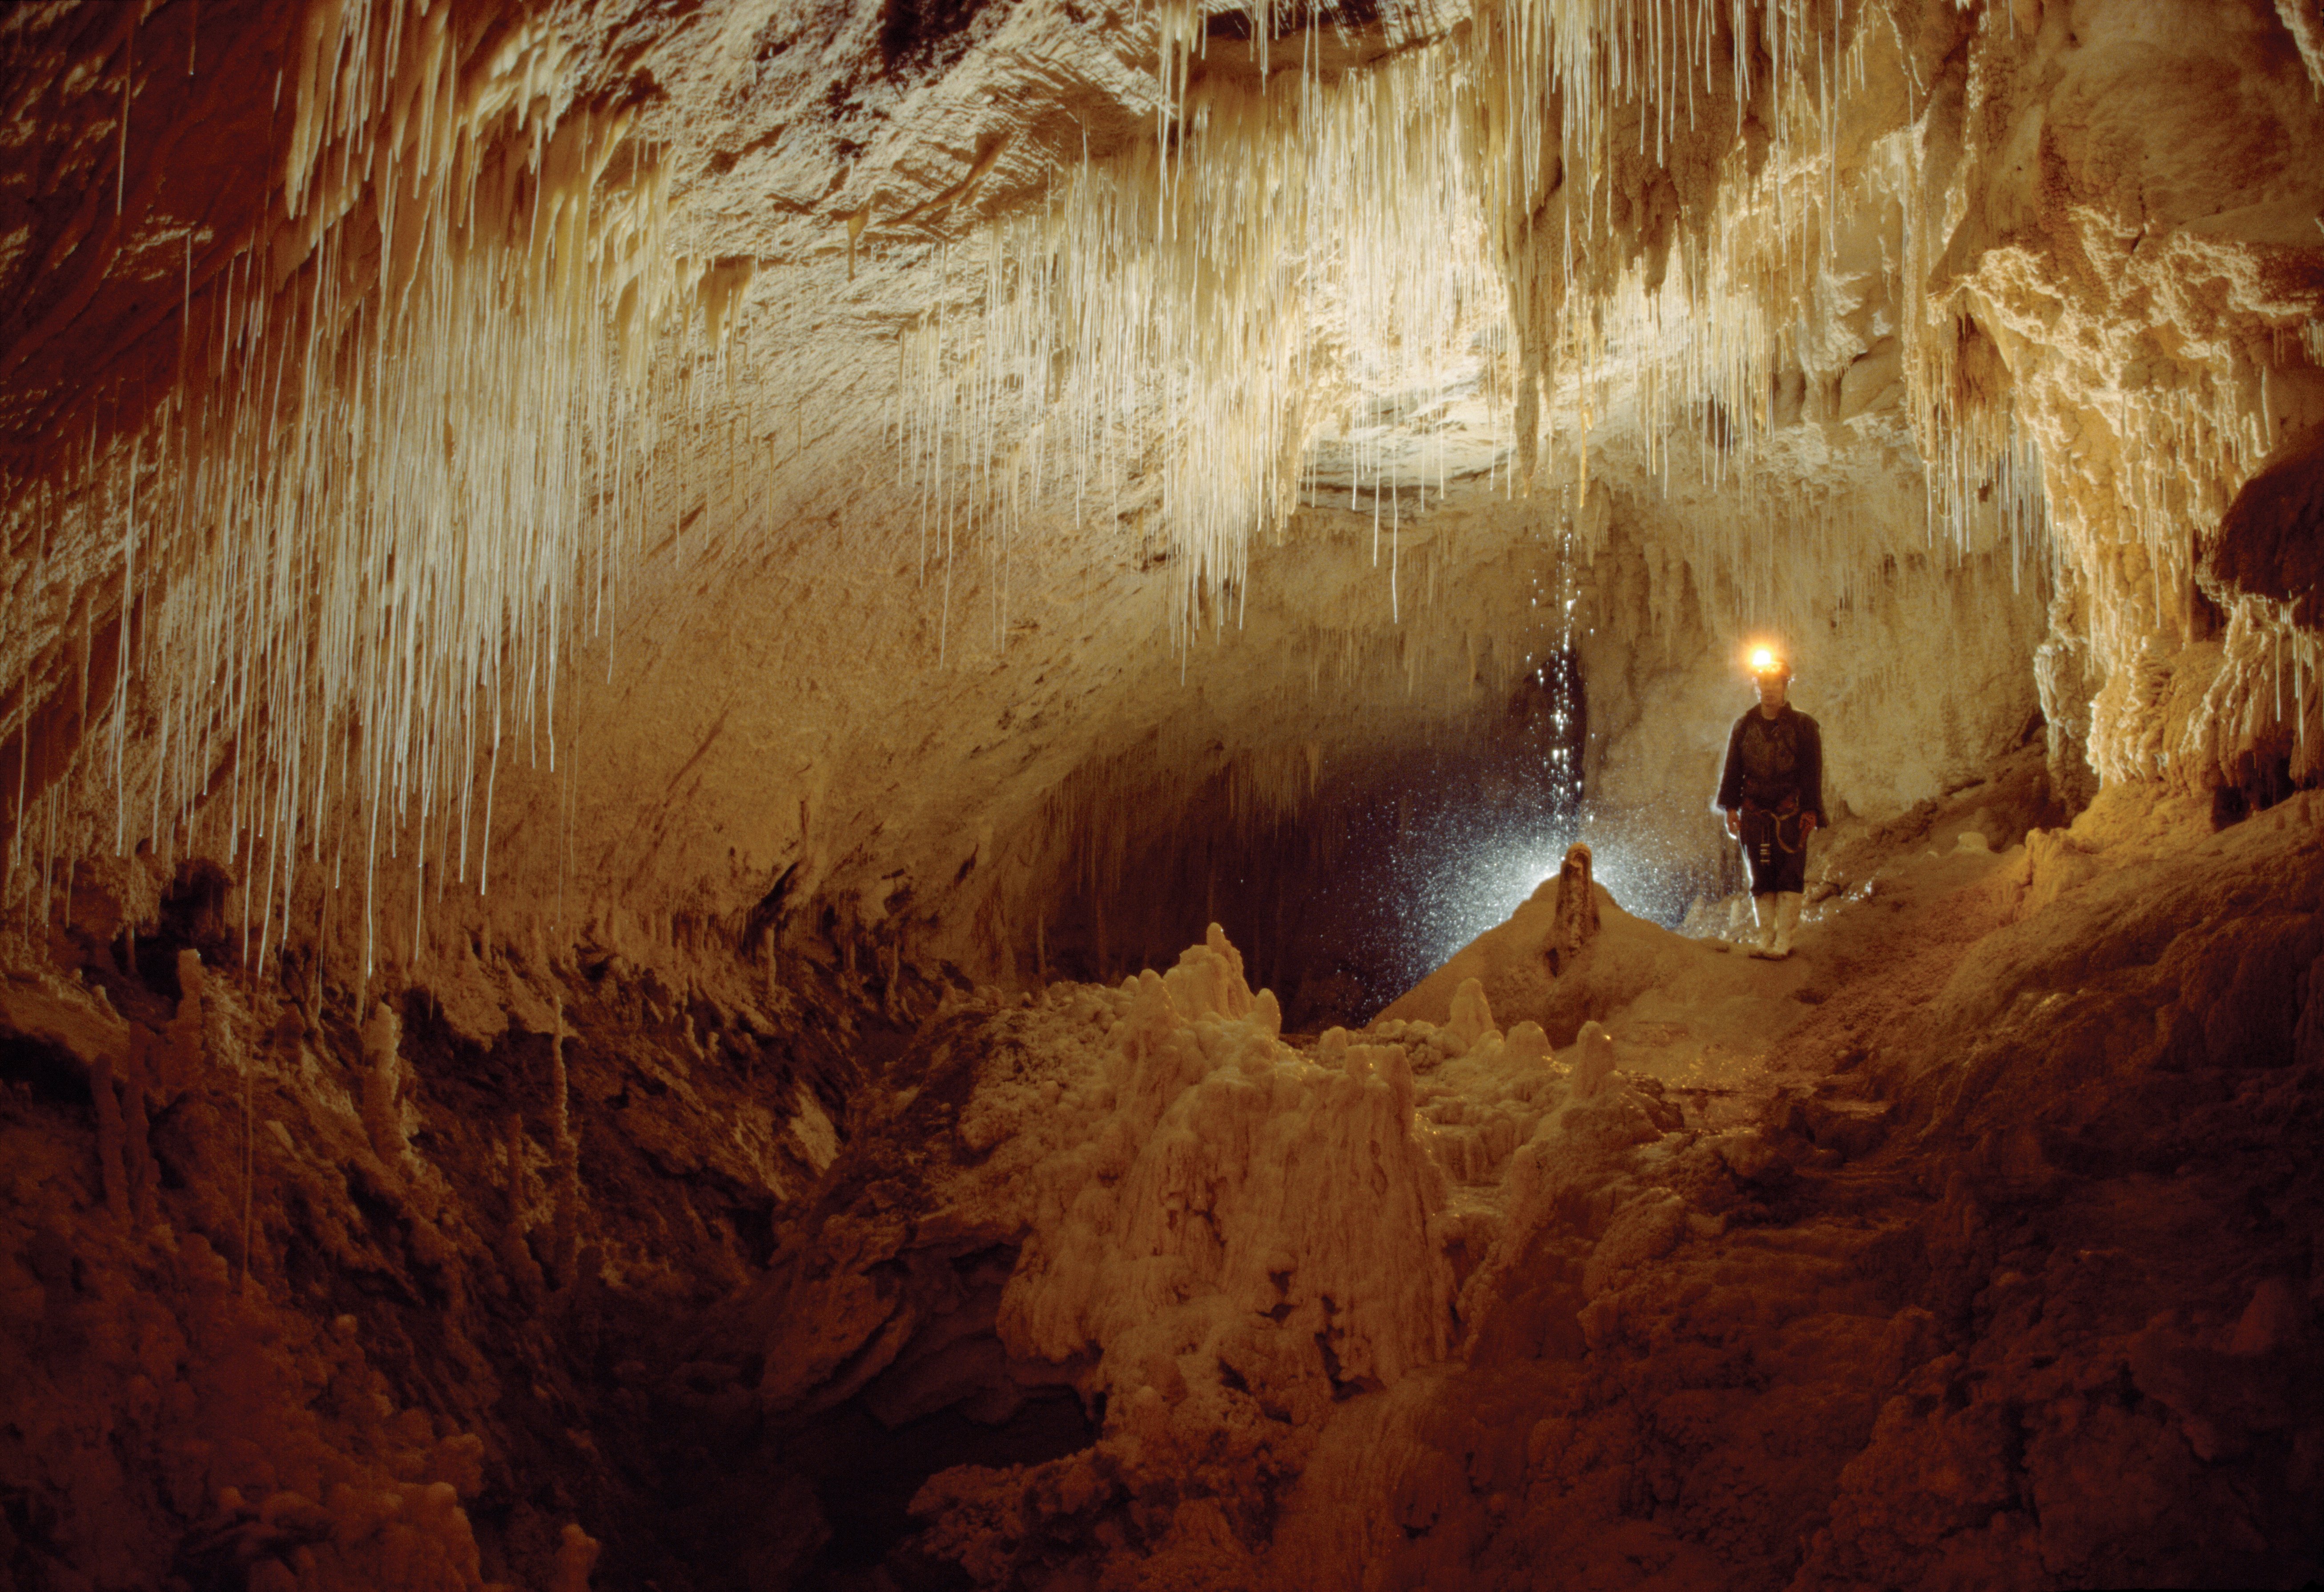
left=1037, top=646, right=1635, bottom=1029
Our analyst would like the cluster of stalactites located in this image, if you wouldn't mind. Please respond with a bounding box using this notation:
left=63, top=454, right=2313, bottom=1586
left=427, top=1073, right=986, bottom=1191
left=896, top=0, right=2080, bottom=657
left=0, top=0, right=743, bottom=975
left=1488, top=3, right=2072, bottom=635
left=1494, top=0, right=2317, bottom=786
left=893, top=46, right=1505, bottom=653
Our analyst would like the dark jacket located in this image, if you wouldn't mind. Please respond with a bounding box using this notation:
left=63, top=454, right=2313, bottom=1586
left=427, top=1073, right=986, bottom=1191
left=1717, top=703, right=1825, bottom=823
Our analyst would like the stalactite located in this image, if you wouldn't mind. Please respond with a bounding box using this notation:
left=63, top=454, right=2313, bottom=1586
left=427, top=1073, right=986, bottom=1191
left=0, top=0, right=730, bottom=973
left=0, top=0, right=2312, bottom=969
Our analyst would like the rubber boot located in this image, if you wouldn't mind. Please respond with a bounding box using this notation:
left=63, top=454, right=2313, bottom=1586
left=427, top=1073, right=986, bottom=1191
left=1769, top=892, right=1801, bottom=959
left=1748, top=894, right=1779, bottom=957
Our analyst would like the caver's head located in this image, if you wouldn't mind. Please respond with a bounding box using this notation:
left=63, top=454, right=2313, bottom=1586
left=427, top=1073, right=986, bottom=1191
left=1747, top=646, right=1791, bottom=711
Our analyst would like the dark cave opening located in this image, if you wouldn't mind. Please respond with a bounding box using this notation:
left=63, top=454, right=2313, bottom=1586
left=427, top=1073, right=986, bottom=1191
left=1036, top=648, right=1603, bottom=1030
left=796, top=1386, right=1099, bottom=1588
left=736, top=1247, right=1104, bottom=1589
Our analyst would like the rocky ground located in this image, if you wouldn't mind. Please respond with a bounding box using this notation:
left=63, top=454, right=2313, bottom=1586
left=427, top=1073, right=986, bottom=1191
left=4, top=772, right=2322, bottom=1591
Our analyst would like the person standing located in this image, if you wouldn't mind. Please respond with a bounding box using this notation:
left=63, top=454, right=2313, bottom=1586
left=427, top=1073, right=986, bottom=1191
left=1715, top=649, right=1824, bottom=958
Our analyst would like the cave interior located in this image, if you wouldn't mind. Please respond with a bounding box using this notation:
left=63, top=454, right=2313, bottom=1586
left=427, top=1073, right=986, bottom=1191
left=2, top=0, right=2324, bottom=1588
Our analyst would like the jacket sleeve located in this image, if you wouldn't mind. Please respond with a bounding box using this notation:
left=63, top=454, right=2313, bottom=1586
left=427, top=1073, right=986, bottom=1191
left=1715, top=717, right=1745, bottom=812
left=1799, top=714, right=1825, bottom=824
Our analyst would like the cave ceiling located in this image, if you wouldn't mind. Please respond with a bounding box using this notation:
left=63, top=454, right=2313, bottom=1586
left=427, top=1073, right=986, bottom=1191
left=0, top=0, right=2320, bottom=983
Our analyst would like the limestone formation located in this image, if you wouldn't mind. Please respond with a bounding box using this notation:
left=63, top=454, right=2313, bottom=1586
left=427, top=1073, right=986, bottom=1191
left=1546, top=841, right=1600, bottom=974
left=0, top=0, right=2320, bottom=1587
left=358, top=1001, right=411, bottom=1180
left=1568, top=1019, right=1618, bottom=1101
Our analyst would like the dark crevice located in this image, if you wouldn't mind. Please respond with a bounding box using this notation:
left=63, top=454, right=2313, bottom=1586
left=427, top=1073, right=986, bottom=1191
left=0, top=1036, right=88, bottom=1106
left=795, top=1389, right=1097, bottom=1583
left=879, top=0, right=995, bottom=73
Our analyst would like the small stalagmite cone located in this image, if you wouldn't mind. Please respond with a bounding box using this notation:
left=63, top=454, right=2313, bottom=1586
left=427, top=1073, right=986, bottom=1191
left=1572, top=1022, right=1617, bottom=1101
left=1447, top=977, right=1495, bottom=1050
left=1548, top=844, right=1599, bottom=974
left=159, top=948, right=206, bottom=1096
left=1504, top=1020, right=1551, bottom=1068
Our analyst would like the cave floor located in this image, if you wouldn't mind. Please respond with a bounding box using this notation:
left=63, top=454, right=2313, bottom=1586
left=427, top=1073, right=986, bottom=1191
left=1602, top=842, right=2016, bottom=1122
left=4, top=784, right=2321, bottom=1592
left=708, top=783, right=2324, bottom=1590
left=1329, top=790, right=2324, bottom=1592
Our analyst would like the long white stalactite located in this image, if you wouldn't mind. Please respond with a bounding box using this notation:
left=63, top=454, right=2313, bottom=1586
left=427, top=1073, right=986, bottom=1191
left=905, top=0, right=2313, bottom=771
left=0, top=0, right=737, bottom=975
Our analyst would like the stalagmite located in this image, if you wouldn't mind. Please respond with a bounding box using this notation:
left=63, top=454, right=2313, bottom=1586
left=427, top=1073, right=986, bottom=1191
left=359, top=998, right=410, bottom=1177
left=1568, top=1016, right=1616, bottom=1098
left=120, top=1028, right=157, bottom=1227
left=1547, top=840, right=1597, bottom=971
left=161, top=948, right=205, bottom=1093
left=501, top=1109, right=544, bottom=1296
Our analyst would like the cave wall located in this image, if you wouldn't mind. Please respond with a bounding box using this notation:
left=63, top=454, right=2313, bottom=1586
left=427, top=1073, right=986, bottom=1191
left=1926, top=0, right=2324, bottom=799
left=1454, top=0, right=2324, bottom=918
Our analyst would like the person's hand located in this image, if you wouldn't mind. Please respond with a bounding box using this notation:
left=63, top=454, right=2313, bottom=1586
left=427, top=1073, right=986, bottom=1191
left=1801, top=811, right=1817, bottom=835
left=1724, top=809, right=1740, bottom=838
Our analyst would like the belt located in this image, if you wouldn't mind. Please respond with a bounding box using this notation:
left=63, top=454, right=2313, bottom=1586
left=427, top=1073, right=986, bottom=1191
left=1741, top=801, right=1807, bottom=855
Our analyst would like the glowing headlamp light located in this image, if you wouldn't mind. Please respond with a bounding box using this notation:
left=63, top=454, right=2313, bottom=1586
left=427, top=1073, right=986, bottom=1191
left=1749, top=647, right=1775, bottom=672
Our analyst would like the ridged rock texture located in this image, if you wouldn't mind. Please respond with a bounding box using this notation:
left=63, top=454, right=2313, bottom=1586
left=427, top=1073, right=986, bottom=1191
left=0, top=0, right=2321, bottom=1588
